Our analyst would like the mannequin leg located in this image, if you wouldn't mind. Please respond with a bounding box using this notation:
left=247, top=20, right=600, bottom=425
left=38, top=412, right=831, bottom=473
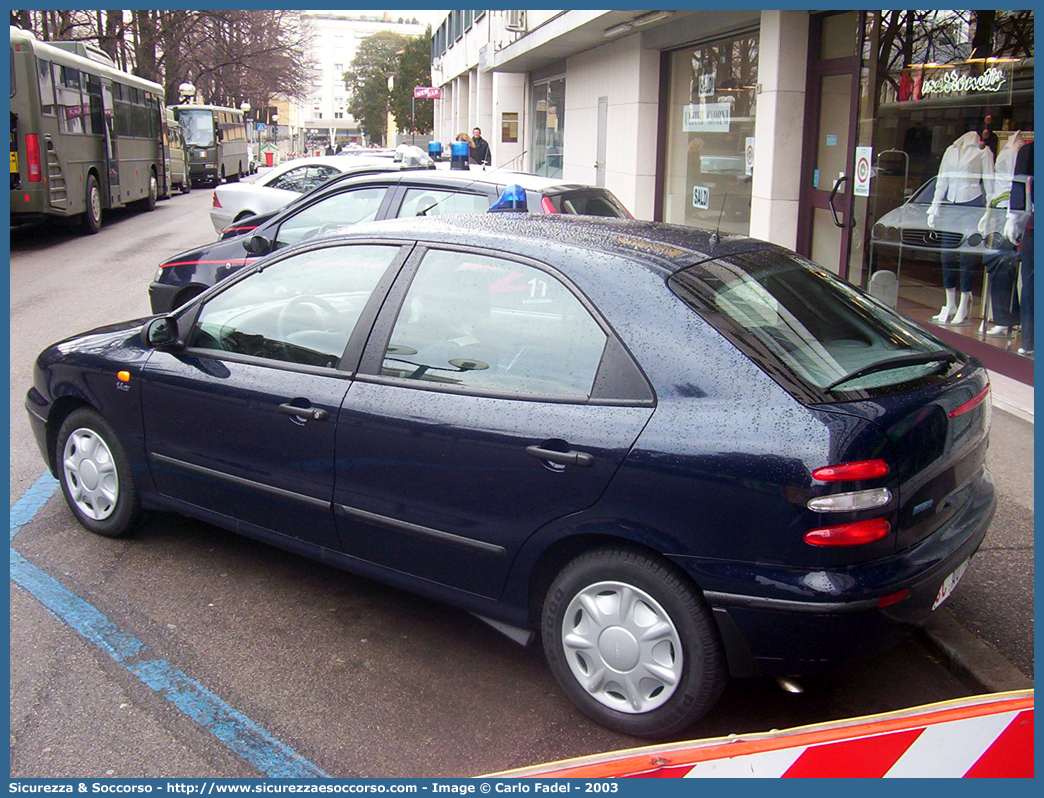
left=1018, top=226, right=1034, bottom=355
left=951, top=290, right=972, bottom=324
left=934, top=287, right=957, bottom=323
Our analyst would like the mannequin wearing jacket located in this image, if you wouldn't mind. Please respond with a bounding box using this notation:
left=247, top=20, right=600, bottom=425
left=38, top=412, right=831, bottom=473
left=983, top=132, right=1027, bottom=335
left=1005, top=141, right=1034, bottom=354
left=929, top=131, right=995, bottom=324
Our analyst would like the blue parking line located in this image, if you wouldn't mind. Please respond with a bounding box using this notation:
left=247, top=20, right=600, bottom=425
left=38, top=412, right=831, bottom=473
left=10, top=473, right=331, bottom=779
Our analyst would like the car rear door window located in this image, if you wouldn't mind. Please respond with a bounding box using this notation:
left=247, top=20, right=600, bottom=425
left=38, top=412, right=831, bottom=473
left=266, top=165, right=340, bottom=193
left=396, top=187, right=491, bottom=217
left=382, top=249, right=608, bottom=398
left=190, top=244, right=400, bottom=368
left=546, top=190, right=632, bottom=218
left=274, top=187, right=387, bottom=248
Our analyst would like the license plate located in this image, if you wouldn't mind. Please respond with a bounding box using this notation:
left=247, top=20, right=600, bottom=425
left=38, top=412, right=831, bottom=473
left=933, top=560, right=969, bottom=610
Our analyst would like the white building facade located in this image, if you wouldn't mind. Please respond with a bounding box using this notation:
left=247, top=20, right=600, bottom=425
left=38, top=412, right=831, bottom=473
left=431, top=9, right=1035, bottom=379
left=298, top=11, right=427, bottom=153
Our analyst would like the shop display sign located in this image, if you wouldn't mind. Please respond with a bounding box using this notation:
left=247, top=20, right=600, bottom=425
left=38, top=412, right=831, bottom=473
left=683, top=102, right=731, bottom=133
left=692, top=185, right=710, bottom=209
left=745, top=137, right=755, bottom=176
left=900, top=62, right=1014, bottom=104
left=698, top=74, right=715, bottom=98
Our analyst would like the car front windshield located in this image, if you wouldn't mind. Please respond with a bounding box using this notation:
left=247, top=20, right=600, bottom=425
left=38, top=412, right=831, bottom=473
left=670, top=249, right=959, bottom=397
left=179, top=110, right=215, bottom=147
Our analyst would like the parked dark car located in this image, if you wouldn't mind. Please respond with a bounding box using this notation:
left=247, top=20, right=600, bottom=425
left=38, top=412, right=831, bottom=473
left=150, top=171, right=632, bottom=314
left=28, top=212, right=994, bottom=739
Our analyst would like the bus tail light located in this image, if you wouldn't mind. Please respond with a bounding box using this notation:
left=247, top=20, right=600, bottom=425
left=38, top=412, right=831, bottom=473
left=25, top=134, right=42, bottom=182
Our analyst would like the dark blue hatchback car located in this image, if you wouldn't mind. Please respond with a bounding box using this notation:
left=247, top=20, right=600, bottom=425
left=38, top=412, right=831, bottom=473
left=27, top=212, right=994, bottom=739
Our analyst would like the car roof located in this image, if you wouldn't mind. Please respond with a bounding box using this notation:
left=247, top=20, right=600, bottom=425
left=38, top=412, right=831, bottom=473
left=317, top=212, right=768, bottom=277
left=329, top=168, right=618, bottom=195
left=257, top=155, right=396, bottom=181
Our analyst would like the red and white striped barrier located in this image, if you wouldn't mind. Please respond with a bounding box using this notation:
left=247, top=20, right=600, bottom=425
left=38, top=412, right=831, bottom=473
left=489, top=691, right=1032, bottom=778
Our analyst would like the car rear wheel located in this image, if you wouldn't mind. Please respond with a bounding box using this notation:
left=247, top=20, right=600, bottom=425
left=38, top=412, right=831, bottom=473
left=542, top=548, right=726, bottom=739
left=56, top=408, right=146, bottom=538
left=180, top=178, right=192, bottom=194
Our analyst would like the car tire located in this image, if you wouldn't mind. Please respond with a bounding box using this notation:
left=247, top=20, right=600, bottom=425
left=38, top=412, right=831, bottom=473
left=56, top=408, right=147, bottom=538
left=181, top=178, right=192, bottom=195
left=82, top=174, right=102, bottom=234
left=542, top=548, right=727, bottom=739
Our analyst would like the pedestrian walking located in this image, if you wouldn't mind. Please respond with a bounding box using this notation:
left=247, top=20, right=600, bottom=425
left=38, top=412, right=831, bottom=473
left=471, top=127, right=491, bottom=166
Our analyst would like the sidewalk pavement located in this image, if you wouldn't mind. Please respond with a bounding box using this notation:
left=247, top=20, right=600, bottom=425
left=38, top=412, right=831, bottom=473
left=989, top=369, right=1033, bottom=424
left=919, top=367, right=1033, bottom=694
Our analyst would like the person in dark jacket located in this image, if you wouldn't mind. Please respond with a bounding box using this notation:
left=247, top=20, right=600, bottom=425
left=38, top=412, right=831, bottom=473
left=1006, top=141, right=1034, bottom=355
left=471, top=127, right=491, bottom=166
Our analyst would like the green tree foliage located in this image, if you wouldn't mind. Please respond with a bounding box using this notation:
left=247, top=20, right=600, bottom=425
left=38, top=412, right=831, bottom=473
left=344, top=31, right=407, bottom=144
left=345, top=30, right=433, bottom=143
left=390, top=30, right=434, bottom=135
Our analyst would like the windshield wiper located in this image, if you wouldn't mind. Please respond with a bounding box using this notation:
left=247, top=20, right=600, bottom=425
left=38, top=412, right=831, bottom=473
left=824, top=351, right=957, bottom=392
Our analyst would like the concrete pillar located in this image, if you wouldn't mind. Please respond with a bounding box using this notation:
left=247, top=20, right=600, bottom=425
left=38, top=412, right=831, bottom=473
left=749, top=10, right=809, bottom=249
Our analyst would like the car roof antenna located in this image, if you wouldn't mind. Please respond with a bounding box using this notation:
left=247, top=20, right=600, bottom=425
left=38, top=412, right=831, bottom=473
left=417, top=150, right=529, bottom=216
left=709, top=192, right=728, bottom=249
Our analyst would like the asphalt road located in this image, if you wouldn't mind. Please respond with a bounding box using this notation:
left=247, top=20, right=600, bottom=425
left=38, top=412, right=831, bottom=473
left=8, top=189, right=1033, bottom=778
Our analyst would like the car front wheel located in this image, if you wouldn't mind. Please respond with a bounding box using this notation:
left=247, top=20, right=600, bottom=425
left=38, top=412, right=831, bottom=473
left=542, top=548, right=727, bottom=739
left=56, top=408, right=145, bottom=538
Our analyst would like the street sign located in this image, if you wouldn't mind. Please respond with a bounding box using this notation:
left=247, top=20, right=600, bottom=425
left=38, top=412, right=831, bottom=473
left=414, top=86, right=441, bottom=99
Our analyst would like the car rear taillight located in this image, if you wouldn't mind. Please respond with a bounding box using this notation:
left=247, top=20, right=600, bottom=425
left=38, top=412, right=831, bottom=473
left=949, top=384, right=990, bottom=419
left=807, top=488, right=892, bottom=513
left=541, top=196, right=558, bottom=214
left=212, top=192, right=221, bottom=208
left=812, top=459, right=889, bottom=481
left=25, top=134, right=42, bottom=182
left=804, top=518, right=891, bottom=547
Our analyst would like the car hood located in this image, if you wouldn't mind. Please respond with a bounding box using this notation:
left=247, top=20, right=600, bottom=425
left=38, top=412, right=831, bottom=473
left=875, top=201, right=994, bottom=235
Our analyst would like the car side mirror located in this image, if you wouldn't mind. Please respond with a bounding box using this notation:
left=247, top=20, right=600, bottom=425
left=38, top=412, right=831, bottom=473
left=143, top=316, right=180, bottom=349
left=243, top=235, right=272, bottom=255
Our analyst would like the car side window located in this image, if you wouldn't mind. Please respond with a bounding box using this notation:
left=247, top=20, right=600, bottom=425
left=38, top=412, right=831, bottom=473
left=190, top=244, right=399, bottom=368
left=274, top=187, right=387, bottom=249
left=266, top=165, right=339, bottom=193
left=397, top=188, right=491, bottom=217
left=382, top=250, right=608, bottom=397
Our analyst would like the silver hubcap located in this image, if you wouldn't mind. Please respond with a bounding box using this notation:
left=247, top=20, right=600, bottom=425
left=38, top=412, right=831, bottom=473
left=62, top=427, right=119, bottom=520
left=562, top=581, right=683, bottom=714
left=89, top=187, right=101, bottom=222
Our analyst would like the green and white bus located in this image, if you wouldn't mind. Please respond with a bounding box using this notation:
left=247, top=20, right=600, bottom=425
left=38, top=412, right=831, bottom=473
left=10, top=27, right=166, bottom=234
left=170, top=104, right=249, bottom=187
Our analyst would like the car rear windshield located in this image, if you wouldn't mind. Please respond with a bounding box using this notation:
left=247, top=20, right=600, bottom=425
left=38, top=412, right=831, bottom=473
left=669, top=248, right=961, bottom=400
left=546, top=190, right=632, bottom=218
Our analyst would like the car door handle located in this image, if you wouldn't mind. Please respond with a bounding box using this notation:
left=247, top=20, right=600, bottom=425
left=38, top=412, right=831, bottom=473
left=526, top=445, right=594, bottom=468
left=278, top=402, right=329, bottom=421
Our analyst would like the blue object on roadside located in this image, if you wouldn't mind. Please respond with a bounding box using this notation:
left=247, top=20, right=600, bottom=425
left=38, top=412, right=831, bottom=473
left=488, top=184, right=528, bottom=212
left=450, top=140, right=470, bottom=170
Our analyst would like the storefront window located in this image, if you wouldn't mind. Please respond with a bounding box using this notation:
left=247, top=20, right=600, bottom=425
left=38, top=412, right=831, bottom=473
left=532, top=78, right=564, bottom=178
left=857, top=10, right=1033, bottom=355
left=664, top=31, right=759, bottom=234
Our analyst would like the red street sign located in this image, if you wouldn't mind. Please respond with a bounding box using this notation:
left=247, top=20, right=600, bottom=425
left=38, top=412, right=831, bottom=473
left=414, top=87, right=441, bottom=99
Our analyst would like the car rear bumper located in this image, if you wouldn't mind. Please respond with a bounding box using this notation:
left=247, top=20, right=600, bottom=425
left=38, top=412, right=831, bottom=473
left=149, top=281, right=181, bottom=315
left=210, top=208, right=233, bottom=233
left=672, top=468, right=996, bottom=677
